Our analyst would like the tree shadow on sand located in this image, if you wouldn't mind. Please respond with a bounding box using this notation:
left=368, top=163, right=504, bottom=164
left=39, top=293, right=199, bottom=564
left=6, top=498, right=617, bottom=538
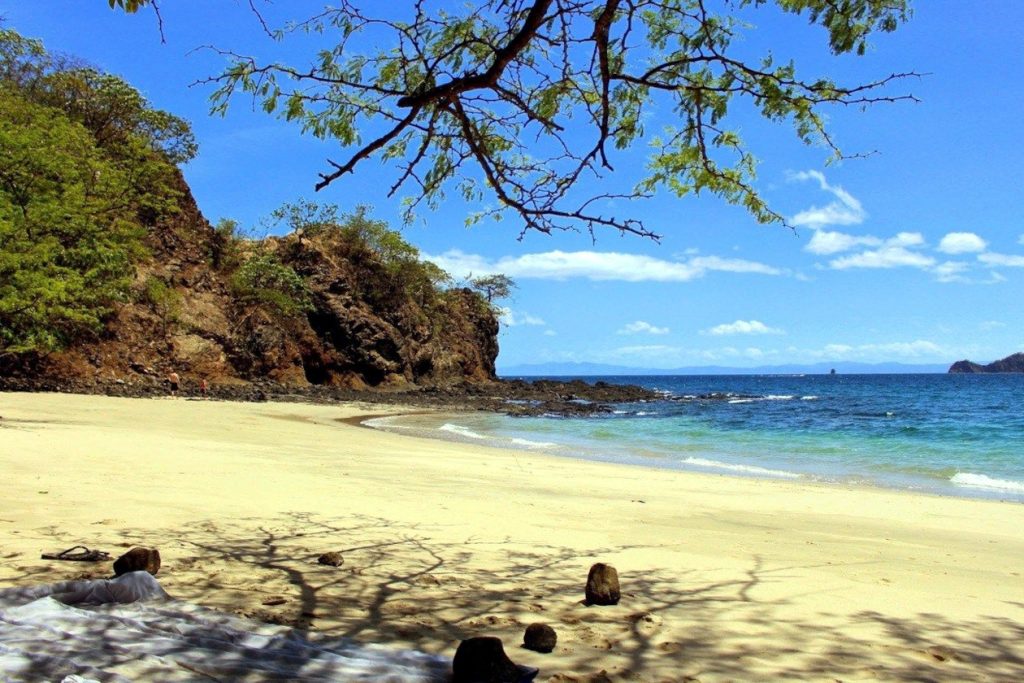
left=7, top=513, right=1024, bottom=681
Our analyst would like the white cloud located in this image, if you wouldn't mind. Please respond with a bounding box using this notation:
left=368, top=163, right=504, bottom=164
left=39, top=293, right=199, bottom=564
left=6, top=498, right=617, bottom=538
left=702, top=320, right=784, bottom=336
left=890, top=232, right=926, bottom=248
left=805, top=230, right=882, bottom=255
left=1019, top=234, right=1024, bottom=245
left=497, top=307, right=545, bottom=327
left=938, top=232, right=987, bottom=254
left=618, top=321, right=670, bottom=335
left=543, top=329, right=557, bottom=337
left=980, top=320, right=1005, bottom=330
left=424, top=249, right=783, bottom=282
left=814, top=340, right=947, bottom=360
left=978, top=252, right=1024, bottom=267
left=829, top=232, right=934, bottom=270
left=933, top=261, right=970, bottom=283
left=789, top=170, right=866, bottom=228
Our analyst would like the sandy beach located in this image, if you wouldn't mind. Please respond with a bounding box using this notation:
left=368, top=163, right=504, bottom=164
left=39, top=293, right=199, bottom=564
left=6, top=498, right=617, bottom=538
left=1, top=391, right=1022, bottom=681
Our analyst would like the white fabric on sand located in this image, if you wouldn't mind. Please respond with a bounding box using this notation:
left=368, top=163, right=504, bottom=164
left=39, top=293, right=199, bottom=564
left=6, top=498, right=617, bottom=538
left=0, top=573, right=449, bottom=682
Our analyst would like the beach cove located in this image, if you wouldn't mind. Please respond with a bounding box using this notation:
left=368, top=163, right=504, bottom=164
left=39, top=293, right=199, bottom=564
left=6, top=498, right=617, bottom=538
left=1, top=392, right=1023, bottom=681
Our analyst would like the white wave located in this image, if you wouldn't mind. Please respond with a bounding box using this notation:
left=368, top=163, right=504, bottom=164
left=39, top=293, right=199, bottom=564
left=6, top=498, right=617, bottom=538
left=438, top=423, right=488, bottom=440
left=764, top=394, right=795, bottom=401
left=612, top=410, right=629, bottom=415
left=682, top=457, right=801, bottom=479
left=801, top=395, right=819, bottom=401
left=728, top=399, right=755, bottom=404
left=361, top=416, right=409, bottom=429
left=634, top=411, right=654, bottom=416
left=951, top=473, right=1024, bottom=494
left=510, top=437, right=558, bottom=449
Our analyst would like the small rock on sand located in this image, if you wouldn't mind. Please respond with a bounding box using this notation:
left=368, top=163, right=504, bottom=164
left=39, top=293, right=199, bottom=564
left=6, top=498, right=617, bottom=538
left=523, top=623, right=557, bottom=653
left=585, top=563, right=620, bottom=606
left=113, top=547, right=161, bottom=576
left=317, top=552, right=344, bottom=567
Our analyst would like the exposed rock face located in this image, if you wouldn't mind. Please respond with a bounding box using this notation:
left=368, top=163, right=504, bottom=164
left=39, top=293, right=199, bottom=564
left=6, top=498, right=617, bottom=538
left=585, top=563, right=621, bottom=606
left=113, top=547, right=161, bottom=577
left=949, top=352, right=1024, bottom=374
left=0, top=170, right=498, bottom=389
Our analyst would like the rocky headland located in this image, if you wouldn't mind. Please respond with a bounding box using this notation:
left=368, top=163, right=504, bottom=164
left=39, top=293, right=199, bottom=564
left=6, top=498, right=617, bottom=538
left=0, top=172, right=656, bottom=416
left=948, top=352, right=1024, bottom=374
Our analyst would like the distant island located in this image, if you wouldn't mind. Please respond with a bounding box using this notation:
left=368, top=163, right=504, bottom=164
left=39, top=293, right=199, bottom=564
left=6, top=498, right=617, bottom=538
left=948, top=352, right=1024, bottom=374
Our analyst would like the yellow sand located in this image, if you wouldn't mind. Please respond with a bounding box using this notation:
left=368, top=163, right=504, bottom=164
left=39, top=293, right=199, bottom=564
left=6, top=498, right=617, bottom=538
left=1, top=391, right=1022, bottom=681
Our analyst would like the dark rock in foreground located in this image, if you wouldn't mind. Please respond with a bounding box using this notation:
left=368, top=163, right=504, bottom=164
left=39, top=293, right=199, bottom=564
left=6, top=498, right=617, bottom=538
left=523, top=623, right=557, bottom=653
left=585, top=563, right=621, bottom=606
left=452, top=637, right=539, bottom=682
left=113, top=547, right=161, bottom=576
left=949, top=352, right=1024, bottom=373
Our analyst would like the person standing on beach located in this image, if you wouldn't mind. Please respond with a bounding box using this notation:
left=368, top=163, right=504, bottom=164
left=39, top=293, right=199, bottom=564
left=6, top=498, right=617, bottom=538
left=167, top=371, right=180, bottom=398
left=200, top=378, right=208, bottom=400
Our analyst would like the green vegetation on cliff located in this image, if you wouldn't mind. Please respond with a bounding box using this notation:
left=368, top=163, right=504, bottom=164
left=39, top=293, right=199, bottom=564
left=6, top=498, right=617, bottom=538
left=0, top=27, right=193, bottom=356
left=1, top=27, right=503, bottom=388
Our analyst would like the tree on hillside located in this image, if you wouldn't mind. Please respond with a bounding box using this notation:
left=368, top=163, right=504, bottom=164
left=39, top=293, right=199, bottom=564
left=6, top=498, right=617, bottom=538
left=0, top=28, right=196, bottom=166
left=0, top=28, right=194, bottom=356
left=0, top=91, right=146, bottom=355
left=469, top=274, right=517, bottom=304
left=187, top=0, right=915, bottom=239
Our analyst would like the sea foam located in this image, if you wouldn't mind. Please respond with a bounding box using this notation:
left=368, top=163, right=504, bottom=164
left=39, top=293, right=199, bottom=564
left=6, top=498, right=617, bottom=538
left=950, top=472, right=1024, bottom=494
left=682, top=457, right=800, bottom=479
left=438, top=423, right=488, bottom=440
left=510, top=437, right=558, bottom=449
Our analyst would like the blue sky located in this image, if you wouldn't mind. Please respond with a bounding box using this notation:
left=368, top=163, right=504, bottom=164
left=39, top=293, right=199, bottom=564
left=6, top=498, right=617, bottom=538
left=5, top=1, right=1023, bottom=370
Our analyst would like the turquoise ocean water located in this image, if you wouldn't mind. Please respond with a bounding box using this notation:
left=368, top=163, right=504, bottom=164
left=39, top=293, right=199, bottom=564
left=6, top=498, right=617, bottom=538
left=368, top=374, right=1024, bottom=501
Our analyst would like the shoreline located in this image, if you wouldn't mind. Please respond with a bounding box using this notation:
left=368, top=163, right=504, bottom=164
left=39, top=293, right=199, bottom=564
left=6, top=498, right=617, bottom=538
left=2, top=391, right=1023, bottom=681
left=359, top=409, right=1024, bottom=506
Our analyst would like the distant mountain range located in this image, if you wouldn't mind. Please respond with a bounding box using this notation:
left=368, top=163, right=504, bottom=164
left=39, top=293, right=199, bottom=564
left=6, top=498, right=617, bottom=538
left=498, top=361, right=951, bottom=377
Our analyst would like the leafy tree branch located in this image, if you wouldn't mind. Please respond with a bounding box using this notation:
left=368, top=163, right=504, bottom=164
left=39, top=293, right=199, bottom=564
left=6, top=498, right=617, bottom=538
left=198, top=0, right=918, bottom=239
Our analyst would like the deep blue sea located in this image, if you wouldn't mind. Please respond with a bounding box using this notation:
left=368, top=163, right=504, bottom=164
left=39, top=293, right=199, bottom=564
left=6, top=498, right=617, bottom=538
left=369, top=374, right=1024, bottom=501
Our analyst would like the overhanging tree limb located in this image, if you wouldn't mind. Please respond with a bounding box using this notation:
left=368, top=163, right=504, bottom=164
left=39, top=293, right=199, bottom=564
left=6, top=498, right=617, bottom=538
left=197, top=0, right=919, bottom=238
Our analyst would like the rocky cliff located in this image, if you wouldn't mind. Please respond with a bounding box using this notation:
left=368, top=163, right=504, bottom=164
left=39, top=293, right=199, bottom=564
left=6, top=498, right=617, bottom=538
left=1, top=171, right=499, bottom=390
left=948, top=352, right=1024, bottom=374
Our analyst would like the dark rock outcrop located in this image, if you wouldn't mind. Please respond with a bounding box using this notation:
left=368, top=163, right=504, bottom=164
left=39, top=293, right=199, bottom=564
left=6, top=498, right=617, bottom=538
left=452, top=637, right=539, bottom=683
left=949, top=352, right=1024, bottom=374
left=523, top=623, right=557, bottom=653
left=113, top=547, right=161, bottom=577
left=585, top=563, right=621, bottom=606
